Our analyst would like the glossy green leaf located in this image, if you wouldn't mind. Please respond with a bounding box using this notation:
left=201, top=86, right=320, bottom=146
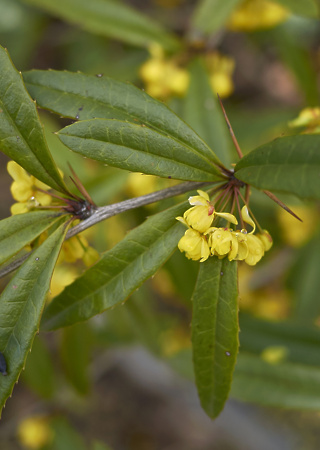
left=191, top=258, right=239, bottom=418
left=0, top=218, right=68, bottom=414
left=191, top=0, right=242, bottom=34
left=23, top=70, right=224, bottom=170
left=0, top=46, right=67, bottom=194
left=58, top=119, right=224, bottom=182
left=0, top=211, right=64, bottom=266
left=273, top=0, right=319, bottom=17
left=41, top=202, right=188, bottom=331
left=183, top=59, right=231, bottom=167
left=22, top=336, right=56, bottom=399
left=22, top=0, right=180, bottom=51
left=235, top=134, right=320, bottom=199
left=60, top=323, right=91, bottom=395
left=231, top=353, right=320, bottom=409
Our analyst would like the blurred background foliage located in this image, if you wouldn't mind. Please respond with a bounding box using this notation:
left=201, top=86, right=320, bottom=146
left=1, top=0, right=320, bottom=449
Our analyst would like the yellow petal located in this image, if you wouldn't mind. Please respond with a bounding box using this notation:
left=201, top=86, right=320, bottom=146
left=241, top=206, right=256, bottom=233
left=10, top=202, right=30, bottom=215
left=7, top=161, right=30, bottom=183
left=10, top=181, right=33, bottom=202
left=215, top=211, right=238, bottom=225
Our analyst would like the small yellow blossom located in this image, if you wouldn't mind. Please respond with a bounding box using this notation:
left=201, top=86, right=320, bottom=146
left=82, top=246, right=100, bottom=267
left=228, top=0, right=290, bottom=31
left=261, top=345, right=288, bottom=364
left=140, top=43, right=189, bottom=99
left=7, top=161, right=52, bottom=215
left=177, top=199, right=272, bottom=266
left=277, top=204, right=317, bottom=247
left=178, top=228, right=210, bottom=262
left=288, top=107, right=320, bottom=133
left=176, top=190, right=237, bottom=233
left=17, top=416, right=53, bottom=449
left=205, top=52, right=235, bottom=98
left=49, top=265, right=78, bottom=298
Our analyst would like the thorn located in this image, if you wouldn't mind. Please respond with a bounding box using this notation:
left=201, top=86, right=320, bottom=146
left=217, top=94, right=244, bottom=159
left=263, top=190, right=303, bottom=222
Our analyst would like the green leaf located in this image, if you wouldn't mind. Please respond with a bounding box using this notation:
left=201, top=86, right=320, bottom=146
left=23, top=70, right=224, bottom=169
left=239, top=313, right=320, bottom=366
left=0, top=46, right=67, bottom=194
left=21, top=336, right=56, bottom=399
left=41, top=202, right=188, bottom=331
left=60, top=323, right=91, bottom=395
left=273, top=0, right=319, bottom=17
left=0, top=218, right=68, bottom=414
left=57, top=119, right=224, bottom=182
left=288, top=233, right=320, bottom=322
left=50, top=418, right=87, bottom=450
left=234, top=134, right=320, bottom=200
left=0, top=211, right=64, bottom=266
left=191, top=258, right=239, bottom=418
left=231, top=353, right=320, bottom=409
left=191, top=0, right=242, bottom=34
left=21, top=0, right=180, bottom=51
left=183, top=59, right=231, bottom=167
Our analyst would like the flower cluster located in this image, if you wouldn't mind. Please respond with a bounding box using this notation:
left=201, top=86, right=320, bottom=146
left=139, top=44, right=235, bottom=100
left=139, top=44, right=189, bottom=99
left=176, top=190, right=272, bottom=266
left=228, top=0, right=289, bottom=31
left=7, top=161, right=52, bottom=215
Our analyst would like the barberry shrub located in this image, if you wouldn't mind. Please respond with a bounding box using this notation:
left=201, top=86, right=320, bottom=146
left=0, top=0, right=320, bottom=432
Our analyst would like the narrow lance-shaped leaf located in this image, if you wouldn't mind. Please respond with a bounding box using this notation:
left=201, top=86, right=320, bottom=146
left=0, top=211, right=65, bottom=266
left=232, top=353, right=320, bottom=410
left=192, top=257, right=239, bottom=418
left=58, top=119, right=224, bottom=182
left=0, top=46, right=68, bottom=194
left=191, top=0, right=242, bottom=34
left=234, top=134, right=320, bottom=200
left=183, top=59, right=231, bottom=167
left=22, top=0, right=180, bottom=51
left=41, top=202, right=189, bottom=331
left=0, top=218, right=69, bottom=414
left=23, top=70, right=224, bottom=169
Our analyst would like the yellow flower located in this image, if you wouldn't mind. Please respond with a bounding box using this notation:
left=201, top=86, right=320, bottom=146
left=205, top=52, right=235, bottom=98
left=257, top=230, right=273, bottom=251
left=140, top=43, right=189, bottom=99
left=49, top=265, right=78, bottom=298
left=288, top=107, right=320, bottom=133
left=277, top=204, right=317, bottom=247
left=7, top=161, right=52, bottom=215
left=206, top=227, right=233, bottom=256
left=244, top=233, right=265, bottom=265
left=228, top=0, right=290, bottom=31
left=176, top=190, right=237, bottom=233
left=82, top=246, right=100, bottom=267
left=261, top=345, right=288, bottom=364
left=178, top=228, right=210, bottom=261
left=17, top=416, right=53, bottom=449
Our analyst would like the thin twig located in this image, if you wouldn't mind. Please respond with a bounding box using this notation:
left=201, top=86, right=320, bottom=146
left=263, top=190, right=302, bottom=222
left=0, top=181, right=213, bottom=279
left=217, top=94, right=244, bottom=159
